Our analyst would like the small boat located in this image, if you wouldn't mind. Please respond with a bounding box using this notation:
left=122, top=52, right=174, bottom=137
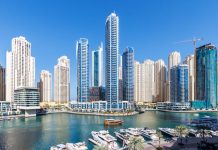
left=104, top=119, right=123, bottom=126
left=158, top=128, right=177, bottom=137
left=139, top=128, right=159, bottom=141
left=50, top=144, right=66, bottom=150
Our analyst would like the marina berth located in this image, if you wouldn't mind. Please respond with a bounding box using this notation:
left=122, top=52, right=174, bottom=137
left=66, top=142, right=88, bottom=150
left=90, top=130, right=119, bottom=150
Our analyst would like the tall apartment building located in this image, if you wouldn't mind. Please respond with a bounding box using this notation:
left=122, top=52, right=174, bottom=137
left=105, top=12, right=119, bottom=109
left=118, top=54, right=123, bottom=101
left=0, top=65, right=5, bottom=101
left=6, top=36, right=35, bottom=102
left=154, top=59, right=167, bottom=102
left=77, top=38, right=89, bottom=102
left=195, top=44, right=217, bottom=108
left=184, top=55, right=195, bottom=101
left=122, top=47, right=134, bottom=103
left=167, top=51, right=181, bottom=101
left=170, top=64, right=189, bottom=103
left=40, top=70, right=52, bottom=102
left=54, top=56, right=70, bottom=104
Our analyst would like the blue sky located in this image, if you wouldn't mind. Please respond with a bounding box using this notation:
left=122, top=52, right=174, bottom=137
left=0, top=0, right=218, bottom=100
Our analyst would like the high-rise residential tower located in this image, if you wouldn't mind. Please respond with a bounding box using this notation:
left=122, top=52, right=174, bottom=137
left=54, top=56, right=70, bottom=104
left=6, top=36, right=35, bottom=102
left=0, top=65, right=5, bottom=101
left=170, top=64, right=189, bottom=103
left=77, top=38, right=89, bottom=102
left=40, top=70, right=52, bottom=102
left=105, top=12, right=119, bottom=109
left=195, top=44, right=217, bottom=108
left=122, top=47, right=134, bottom=103
left=134, top=61, right=141, bottom=103
left=154, top=59, right=167, bottom=102
left=118, top=54, right=123, bottom=101
left=184, top=55, right=195, bottom=101
left=92, top=43, right=103, bottom=87
left=167, top=51, right=181, bottom=101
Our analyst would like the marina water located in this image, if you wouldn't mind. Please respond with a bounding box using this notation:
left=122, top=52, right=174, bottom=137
left=0, top=111, right=218, bottom=150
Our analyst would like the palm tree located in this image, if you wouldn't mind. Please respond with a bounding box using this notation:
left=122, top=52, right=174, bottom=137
left=156, top=131, right=163, bottom=148
left=127, top=136, right=145, bottom=150
left=175, top=125, right=188, bottom=145
left=93, top=145, right=107, bottom=150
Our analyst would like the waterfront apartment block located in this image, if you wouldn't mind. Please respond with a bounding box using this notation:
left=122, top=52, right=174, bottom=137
left=122, top=47, right=134, bottom=103
left=118, top=54, right=123, bottom=101
left=6, top=36, right=35, bottom=102
left=105, top=12, right=119, bottom=109
left=92, top=43, right=103, bottom=87
left=0, top=65, right=5, bottom=101
left=14, top=87, right=40, bottom=116
left=54, top=56, right=70, bottom=104
left=170, top=64, right=189, bottom=103
left=77, top=38, right=89, bottom=102
left=195, top=43, right=217, bottom=108
left=40, top=70, right=52, bottom=102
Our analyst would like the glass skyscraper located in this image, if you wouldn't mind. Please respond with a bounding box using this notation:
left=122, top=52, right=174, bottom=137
left=195, top=43, right=217, bottom=108
left=92, top=43, right=103, bottom=87
left=76, top=38, right=89, bottom=102
left=105, top=12, right=119, bottom=110
left=122, top=47, right=134, bottom=103
left=170, top=64, right=189, bottom=103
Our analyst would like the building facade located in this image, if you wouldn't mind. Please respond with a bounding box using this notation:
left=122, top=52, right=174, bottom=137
left=170, top=64, right=189, bottom=103
left=92, top=43, right=103, bottom=87
left=40, top=70, right=52, bottom=102
left=134, top=61, right=141, bottom=103
left=105, top=12, right=119, bottom=109
left=122, top=47, right=134, bottom=103
left=167, top=51, right=181, bottom=101
left=184, top=55, right=195, bottom=101
left=118, top=54, right=123, bottom=101
left=77, top=38, right=89, bottom=102
left=154, top=59, right=167, bottom=102
left=0, top=65, right=5, bottom=101
left=6, top=36, right=35, bottom=102
left=54, top=56, right=70, bottom=104
left=195, top=44, right=217, bottom=108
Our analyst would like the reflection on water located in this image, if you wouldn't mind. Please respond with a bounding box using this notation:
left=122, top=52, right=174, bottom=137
left=0, top=111, right=217, bottom=150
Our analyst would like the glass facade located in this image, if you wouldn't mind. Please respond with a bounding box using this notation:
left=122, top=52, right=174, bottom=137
left=195, top=43, right=217, bottom=108
left=93, top=51, right=99, bottom=86
left=170, top=64, right=189, bottom=103
left=77, top=38, right=89, bottom=102
left=105, top=13, right=119, bottom=109
left=122, top=47, right=134, bottom=103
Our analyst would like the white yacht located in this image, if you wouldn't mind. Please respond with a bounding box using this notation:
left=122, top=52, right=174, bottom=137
left=139, top=128, right=159, bottom=141
left=50, top=144, right=66, bottom=150
left=158, top=128, right=177, bottom=137
left=91, top=130, right=119, bottom=150
left=66, top=142, right=88, bottom=150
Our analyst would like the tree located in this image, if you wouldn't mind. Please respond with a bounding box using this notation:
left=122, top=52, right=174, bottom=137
left=93, top=145, right=107, bottom=150
left=156, top=131, right=163, bottom=148
left=127, top=136, right=145, bottom=150
left=175, top=125, right=188, bottom=145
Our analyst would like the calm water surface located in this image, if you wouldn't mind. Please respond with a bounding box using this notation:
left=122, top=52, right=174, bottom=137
left=0, top=111, right=218, bottom=150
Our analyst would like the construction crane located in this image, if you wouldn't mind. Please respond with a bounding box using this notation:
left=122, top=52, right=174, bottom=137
left=175, top=37, right=203, bottom=50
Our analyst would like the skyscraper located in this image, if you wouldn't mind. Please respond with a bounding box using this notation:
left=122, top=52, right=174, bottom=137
left=122, top=47, right=134, bottom=103
left=184, top=55, right=195, bottom=101
left=105, top=12, right=119, bottom=109
left=54, top=56, right=70, bottom=104
left=170, top=64, right=189, bottom=103
left=167, top=51, right=181, bottom=101
left=134, top=61, right=141, bottom=103
left=195, top=44, right=217, bottom=108
left=118, top=54, right=123, bottom=101
left=77, top=38, right=89, bottom=102
left=92, top=43, right=103, bottom=87
left=6, top=36, right=35, bottom=102
left=154, top=59, right=167, bottom=102
left=0, top=65, right=5, bottom=101
left=40, top=70, right=52, bottom=102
